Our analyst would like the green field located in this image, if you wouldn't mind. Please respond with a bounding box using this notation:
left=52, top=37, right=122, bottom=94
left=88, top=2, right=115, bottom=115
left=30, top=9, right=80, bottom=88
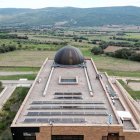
left=0, top=66, right=39, bottom=72
left=0, top=49, right=139, bottom=78
left=118, top=80, right=140, bottom=100
left=0, top=74, right=36, bottom=80
left=0, top=27, right=140, bottom=79
left=0, top=87, right=29, bottom=140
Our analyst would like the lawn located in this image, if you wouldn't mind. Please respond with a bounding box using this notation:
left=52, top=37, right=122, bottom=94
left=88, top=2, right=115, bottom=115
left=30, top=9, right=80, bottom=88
left=0, top=74, right=36, bottom=80
left=82, top=49, right=140, bottom=73
left=0, top=66, right=39, bottom=72
left=0, top=50, right=55, bottom=67
left=118, top=80, right=140, bottom=100
left=99, top=69, right=140, bottom=78
left=0, top=87, right=29, bottom=140
left=0, top=49, right=140, bottom=78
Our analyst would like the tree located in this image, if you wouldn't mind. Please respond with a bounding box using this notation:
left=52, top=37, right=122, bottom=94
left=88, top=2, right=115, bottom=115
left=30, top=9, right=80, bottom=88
left=114, top=49, right=134, bottom=59
left=0, top=81, right=3, bottom=88
left=91, top=47, right=103, bottom=55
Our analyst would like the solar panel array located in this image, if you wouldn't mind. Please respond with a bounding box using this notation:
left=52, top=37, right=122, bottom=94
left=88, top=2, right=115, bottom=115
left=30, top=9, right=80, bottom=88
left=24, top=100, right=108, bottom=124
left=29, top=105, right=106, bottom=110
left=27, top=111, right=108, bottom=116
left=54, top=92, right=82, bottom=95
left=54, top=96, right=83, bottom=100
left=32, top=101, right=104, bottom=104
left=24, top=118, right=86, bottom=123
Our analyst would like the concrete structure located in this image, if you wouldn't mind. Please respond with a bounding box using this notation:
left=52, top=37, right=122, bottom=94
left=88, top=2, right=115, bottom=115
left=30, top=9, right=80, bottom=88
left=11, top=46, right=140, bottom=140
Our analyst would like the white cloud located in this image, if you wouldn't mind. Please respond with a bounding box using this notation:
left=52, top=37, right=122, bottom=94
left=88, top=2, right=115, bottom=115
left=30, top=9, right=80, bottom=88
left=0, top=0, right=139, bottom=8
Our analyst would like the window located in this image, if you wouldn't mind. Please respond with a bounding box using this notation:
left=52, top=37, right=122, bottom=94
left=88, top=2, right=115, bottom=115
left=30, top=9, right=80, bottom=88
left=102, top=136, right=107, bottom=140
left=119, top=136, right=125, bottom=140
left=59, top=76, right=78, bottom=85
left=102, top=136, right=125, bottom=140
left=23, top=132, right=36, bottom=140
left=24, top=136, right=36, bottom=140
left=52, top=135, right=84, bottom=140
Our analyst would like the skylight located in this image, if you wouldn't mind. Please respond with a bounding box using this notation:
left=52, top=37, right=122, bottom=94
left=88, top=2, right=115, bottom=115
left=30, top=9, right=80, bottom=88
left=59, top=76, right=78, bottom=85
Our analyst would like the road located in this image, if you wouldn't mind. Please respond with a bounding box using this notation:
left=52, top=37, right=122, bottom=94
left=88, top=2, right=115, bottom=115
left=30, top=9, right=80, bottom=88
left=1, top=80, right=33, bottom=86
left=0, top=71, right=37, bottom=76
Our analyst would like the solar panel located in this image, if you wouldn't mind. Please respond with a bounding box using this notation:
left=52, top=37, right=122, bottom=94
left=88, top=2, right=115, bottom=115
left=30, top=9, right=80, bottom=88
left=27, top=112, right=39, bottom=116
left=37, top=118, right=48, bottom=123
left=32, top=101, right=43, bottom=104
left=54, top=92, right=82, bottom=95
left=49, top=118, right=61, bottom=122
left=29, top=105, right=106, bottom=110
left=28, top=106, right=41, bottom=110
left=54, top=96, right=83, bottom=99
left=24, top=118, right=36, bottom=123
left=74, top=112, right=83, bottom=115
left=27, top=111, right=108, bottom=116
left=74, top=118, right=85, bottom=123
left=51, top=112, right=61, bottom=115
left=31, top=101, right=104, bottom=105
left=39, top=112, right=50, bottom=116
left=24, top=118, right=86, bottom=124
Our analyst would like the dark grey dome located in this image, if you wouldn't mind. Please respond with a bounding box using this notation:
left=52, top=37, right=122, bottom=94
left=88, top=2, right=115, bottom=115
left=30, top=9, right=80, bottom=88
left=54, top=45, right=84, bottom=65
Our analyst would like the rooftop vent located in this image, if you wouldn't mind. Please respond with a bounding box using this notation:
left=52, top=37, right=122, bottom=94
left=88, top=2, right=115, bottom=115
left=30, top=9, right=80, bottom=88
left=59, top=76, right=78, bottom=85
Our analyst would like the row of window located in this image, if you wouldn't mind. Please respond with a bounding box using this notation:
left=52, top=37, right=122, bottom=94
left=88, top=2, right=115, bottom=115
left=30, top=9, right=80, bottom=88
left=23, top=134, right=125, bottom=140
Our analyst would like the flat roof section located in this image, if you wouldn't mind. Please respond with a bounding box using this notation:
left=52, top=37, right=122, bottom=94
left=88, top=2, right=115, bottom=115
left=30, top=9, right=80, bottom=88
left=12, top=59, right=119, bottom=126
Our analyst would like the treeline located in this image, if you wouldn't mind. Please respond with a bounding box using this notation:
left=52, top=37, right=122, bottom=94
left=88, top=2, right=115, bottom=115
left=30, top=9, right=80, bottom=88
left=73, top=36, right=88, bottom=42
left=0, top=34, right=28, bottom=39
left=91, top=41, right=140, bottom=62
left=0, top=44, right=16, bottom=53
left=111, top=36, right=140, bottom=42
left=107, top=41, right=134, bottom=47
left=91, top=40, right=140, bottom=48
left=91, top=41, right=108, bottom=55
left=17, top=39, right=68, bottom=46
left=106, top=49, right=140, bottom=62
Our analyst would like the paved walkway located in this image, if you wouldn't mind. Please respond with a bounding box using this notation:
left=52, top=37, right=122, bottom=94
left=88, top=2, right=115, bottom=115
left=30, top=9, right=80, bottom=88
left=0, top=86, right=16, bottom=109
left=0, top=80, right=34, bottom=109
left=0, top=71, right=37, bottom=76
left=111, top=76, right=140, bottom=80
left=1, top=80, right=33, bottom=86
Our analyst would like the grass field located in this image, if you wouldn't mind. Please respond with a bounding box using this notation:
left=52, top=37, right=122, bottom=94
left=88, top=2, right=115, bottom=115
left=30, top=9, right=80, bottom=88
left=0, top=66, right=39, bottom=72
left=82, top=49, right=140, bottom=72
left=0, top=28, right=140, bottom=78
left=99, top=69, right=140, bottom=77
left=0, top=74, right=36, bottom=80
left=0, top=87, right=29, bottom=140
left=0, top=50, right=55, bottom=67
left=0, top=49, right=139, bottom=78
left=118, top=80, right=140, bottom=100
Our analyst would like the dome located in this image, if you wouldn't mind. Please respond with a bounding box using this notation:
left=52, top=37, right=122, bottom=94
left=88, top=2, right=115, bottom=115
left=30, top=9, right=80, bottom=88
left=54, top=45, right=84, bottom=65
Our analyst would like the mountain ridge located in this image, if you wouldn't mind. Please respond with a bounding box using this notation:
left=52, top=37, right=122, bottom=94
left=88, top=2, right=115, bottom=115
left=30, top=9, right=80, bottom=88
left=0, top=6, right=140, bottom=26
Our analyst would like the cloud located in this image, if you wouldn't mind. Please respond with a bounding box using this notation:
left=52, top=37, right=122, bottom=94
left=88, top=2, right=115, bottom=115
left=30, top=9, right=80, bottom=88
left=0, top=0, right=139, bottom=8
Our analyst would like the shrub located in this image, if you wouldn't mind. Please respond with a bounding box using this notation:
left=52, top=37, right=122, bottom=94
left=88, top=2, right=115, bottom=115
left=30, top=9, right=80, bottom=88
left=114, top=49, right=134, bottom=59
left=91, top=47, right=103, bottom=55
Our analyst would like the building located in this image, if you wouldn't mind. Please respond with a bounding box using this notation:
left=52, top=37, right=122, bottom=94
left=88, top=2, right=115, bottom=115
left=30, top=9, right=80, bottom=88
left=11, top=45, right=140, bottom=140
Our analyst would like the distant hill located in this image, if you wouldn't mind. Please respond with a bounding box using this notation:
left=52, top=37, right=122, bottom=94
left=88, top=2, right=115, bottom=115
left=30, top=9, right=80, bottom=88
left=0, top=6, right=140, bottom=27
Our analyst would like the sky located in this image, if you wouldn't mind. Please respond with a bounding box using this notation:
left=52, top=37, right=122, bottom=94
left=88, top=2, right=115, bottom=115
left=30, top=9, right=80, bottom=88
left=0, top=0, right=140, bottom=9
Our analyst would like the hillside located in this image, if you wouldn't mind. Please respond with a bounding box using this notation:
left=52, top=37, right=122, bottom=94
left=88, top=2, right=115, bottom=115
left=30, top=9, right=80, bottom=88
left=0, top=6, right=140, bottom=26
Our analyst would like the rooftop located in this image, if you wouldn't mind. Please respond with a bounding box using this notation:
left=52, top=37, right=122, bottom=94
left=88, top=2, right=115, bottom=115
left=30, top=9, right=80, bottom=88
left=12, top=59, right=119, bottom=126
left=12, top=46, right=140, bottom=131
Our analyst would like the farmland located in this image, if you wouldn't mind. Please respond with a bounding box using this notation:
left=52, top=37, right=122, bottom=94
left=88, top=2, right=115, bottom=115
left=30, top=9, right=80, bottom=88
left=0, top=25, right=140, bottom=140
left=0, top=25, right=139, bottom=78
